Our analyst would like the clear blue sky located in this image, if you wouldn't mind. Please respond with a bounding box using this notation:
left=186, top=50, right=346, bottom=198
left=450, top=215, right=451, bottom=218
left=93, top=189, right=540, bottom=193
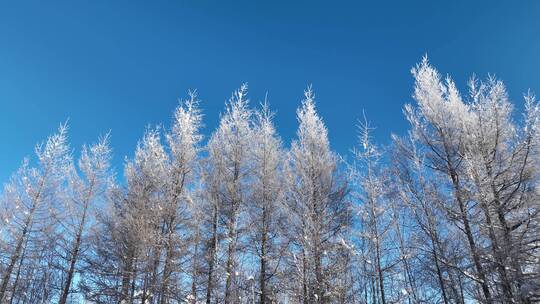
left=1, top=0, right=539, bottom=182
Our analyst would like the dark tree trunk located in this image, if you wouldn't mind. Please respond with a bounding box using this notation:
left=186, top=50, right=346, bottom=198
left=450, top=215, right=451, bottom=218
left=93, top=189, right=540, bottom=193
left=205, top=204, right=218, bottom=304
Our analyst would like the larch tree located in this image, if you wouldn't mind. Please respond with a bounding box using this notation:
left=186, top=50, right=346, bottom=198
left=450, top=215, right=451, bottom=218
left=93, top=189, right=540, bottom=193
left=58, top=135, right=113, bottom=304
left=285, top=87, right=350, bottom=304
left=0, top=124, right=71, bottom=303
left=123, top=127, right=170, bottom=303
left=461, top=76, right=540, bottom=302
left=204, top=84, right=254, bottom=304
left=248, top=101, right=286, bottom=304
left=350, top=119, right=397, bottom=304
left=404, top=57, right=493, bottom=303
left=391, top=136, right=467, bottom=304
left=79, top=182, right=135, bottom=304
left=160, top=91, right=203, bottom=304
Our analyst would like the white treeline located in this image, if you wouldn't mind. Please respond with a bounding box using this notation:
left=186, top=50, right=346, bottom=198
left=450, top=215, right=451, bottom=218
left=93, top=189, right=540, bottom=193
left=0, top=59, right=540, bottom=304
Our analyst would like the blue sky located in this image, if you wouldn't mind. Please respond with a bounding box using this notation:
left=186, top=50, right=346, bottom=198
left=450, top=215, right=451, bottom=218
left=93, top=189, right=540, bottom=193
left=1, top=0, right=539, bottom=182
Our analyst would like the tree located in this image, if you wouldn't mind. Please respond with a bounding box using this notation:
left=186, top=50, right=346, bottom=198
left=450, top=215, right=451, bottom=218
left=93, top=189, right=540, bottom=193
left=160, top=91, right=203, bottom=304
left=392, top=136, right=467, bottom=304
left=204, top=84, right=254, bottom=304
left=400, top=57, right=540, bottom=303
left=285, top=87, right=350, bottom=304
left=351, top=119, right=395, bottom=304
left=248, top=101, right=286, bottom=304
left=0, top=124, right=71, bottom=303
left=461, top=77, right=540, bottom=303
left=58, top=135, right=113, bottom=304
left=404, top=57, right=493, bottom=302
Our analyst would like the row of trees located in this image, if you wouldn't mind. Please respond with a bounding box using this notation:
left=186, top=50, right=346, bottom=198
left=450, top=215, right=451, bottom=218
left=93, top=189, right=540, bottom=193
left=1, top=59, right=539, bottom=303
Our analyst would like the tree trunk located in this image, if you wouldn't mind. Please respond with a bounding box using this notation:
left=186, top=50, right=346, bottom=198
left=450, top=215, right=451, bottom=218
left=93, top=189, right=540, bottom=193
left=259, top=206, right=268, bottom=304
left=450, top=171, right=492, bottom=303
left=302, top=246, right=309, bottom=304
left=160, top=222, right=175, bottom=304
left=375, top=235, right=386, bottom=304
left=8, top=235, right=29, bottom=304
left=0, top=202, right=39, bottom=302
left=224, top=214, right=238, bottom=304
left=313, top=235, right=324, bottom=303
left=430, top=235, right=449, bottom=304
left=120, top=253, right=135, bottom=304
left=205, top=204, right=218, bottom=304
left=190, top=230, right=200, bottom=304
left=482, top=203, right=514, bottom=302
left=59, top=185, right=93, bottom=304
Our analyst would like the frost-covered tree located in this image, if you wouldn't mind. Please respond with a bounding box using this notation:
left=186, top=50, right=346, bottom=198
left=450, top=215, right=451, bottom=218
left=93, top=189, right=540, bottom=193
left=462, top=77, right=540, bottom=303
left=247, top=101, right=286, bottom=304
left=350, top=120, right=397, bottom=304
left=160, top=92, right=202, bottom=304
left=285, top=87, right=350, bottom=304
left=83, top=92, right=203, bottom=304
left=399, top=57, right=540, bottom=303
left=0, top=124, right=71, bottom=303
left=79, top=183, right=135, bottom=304
left=392, top=137, right=467, bottom=304
left=58, top=135, right=113, bottom=304
left=122, top=127, right=170, bottom=303
left=403, top=57, right=493, bottom=303
left=203, top=84, right=254, bottom=304
left=160, top=91, right=203, bottom=304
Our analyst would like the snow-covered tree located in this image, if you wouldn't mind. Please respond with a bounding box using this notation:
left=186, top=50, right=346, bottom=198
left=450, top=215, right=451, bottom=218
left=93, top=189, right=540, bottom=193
left=398, top=57, right=540, bottom=303
left=285, top=87, right=350, bottom=304
left=160, top=91, right=203, bottom=303
left=247, top=101, right=286, bottom=304
left=392, top=136, right=468, bottom=304
left=350, top=119, right=397, bottom=304
left=58, top=135, right=113, bottom=304
left=403, top=57, right=493, bottom=302
left=462, top=77, right=540, bottom=302
left=84, top=92, right=204, bottom=304
left=203, top=84, right=254, bottom=304
left=0, top=124, right=71, bottom=303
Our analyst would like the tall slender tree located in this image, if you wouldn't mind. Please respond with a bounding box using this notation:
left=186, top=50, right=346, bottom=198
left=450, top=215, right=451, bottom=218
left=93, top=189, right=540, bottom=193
left=0, top=124, right=71, bottom=303
left=248, top=101, right=285, bottom=304
left=405, top=57, right=493, bottom=302
left=160, top=91, right=203, bottom=304
left=285, top=87, right=350, bottom=304
left=58, top=135, right=113, bottom=304
left=204, top=84, right=254, bottom=304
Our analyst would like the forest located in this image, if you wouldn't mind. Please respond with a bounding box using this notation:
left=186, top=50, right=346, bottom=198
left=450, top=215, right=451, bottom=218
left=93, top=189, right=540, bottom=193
left=1, top=58, right=539, bottom=304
